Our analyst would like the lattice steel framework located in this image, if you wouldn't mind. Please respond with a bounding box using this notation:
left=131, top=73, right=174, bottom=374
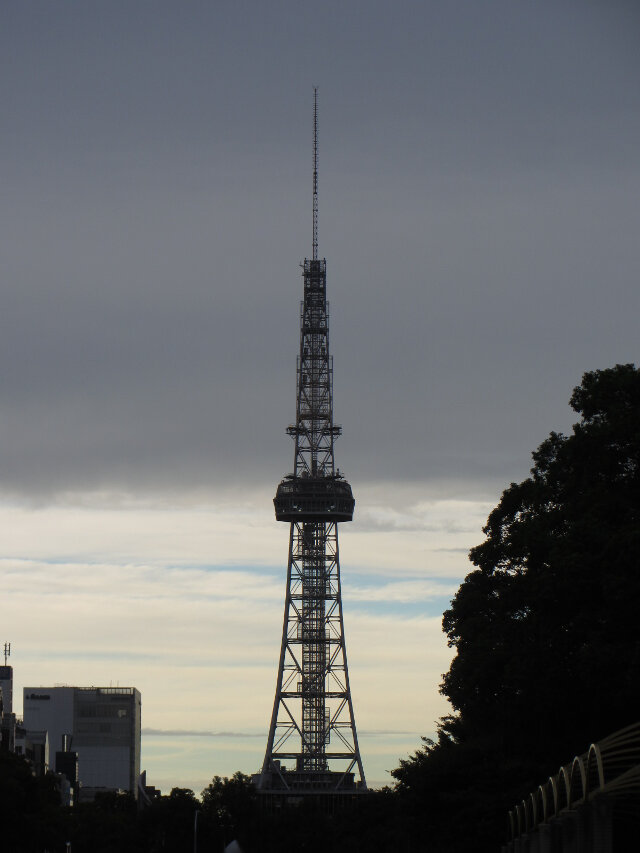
left=257, top=90, right=366, bottom=796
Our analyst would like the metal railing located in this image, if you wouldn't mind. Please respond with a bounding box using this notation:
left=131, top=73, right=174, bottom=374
left=506, top=721, right=640, bottom=847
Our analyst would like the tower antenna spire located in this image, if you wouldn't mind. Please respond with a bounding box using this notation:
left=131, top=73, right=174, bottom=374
left=313, top=87, right=318, bottom=261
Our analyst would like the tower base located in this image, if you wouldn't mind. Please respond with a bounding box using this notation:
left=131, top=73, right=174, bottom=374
left=253, top=768, right=366, bottom=814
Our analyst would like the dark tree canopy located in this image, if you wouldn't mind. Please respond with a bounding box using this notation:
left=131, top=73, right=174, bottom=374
left=393, top=364, right=640, bottom=851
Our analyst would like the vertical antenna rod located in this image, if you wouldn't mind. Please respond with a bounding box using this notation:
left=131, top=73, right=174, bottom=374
left=3, top=642, right=10, bottom=666
left=313, top=87, right=318, bottom=261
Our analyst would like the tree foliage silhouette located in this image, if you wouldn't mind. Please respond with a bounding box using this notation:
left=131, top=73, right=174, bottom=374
left=394, top=364, right=640, bottom=851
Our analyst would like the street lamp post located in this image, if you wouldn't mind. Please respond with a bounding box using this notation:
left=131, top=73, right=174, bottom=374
left=194, top=809, right=200, bottom=853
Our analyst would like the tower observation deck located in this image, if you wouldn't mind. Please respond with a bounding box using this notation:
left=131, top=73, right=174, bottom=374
left=256, top=91, right=366, bottom=800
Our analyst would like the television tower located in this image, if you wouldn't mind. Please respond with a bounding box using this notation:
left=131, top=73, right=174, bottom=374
left=257, top=90, right=366, bottom=797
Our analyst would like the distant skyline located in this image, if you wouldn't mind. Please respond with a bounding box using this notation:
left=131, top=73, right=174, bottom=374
left=2, top=1, right=640, bottom=791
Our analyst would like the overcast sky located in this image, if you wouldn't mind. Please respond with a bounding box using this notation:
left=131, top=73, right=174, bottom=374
left=2, top=1, right=639, bottom=791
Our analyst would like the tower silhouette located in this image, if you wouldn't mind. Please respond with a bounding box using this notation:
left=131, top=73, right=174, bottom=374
left=257, top=90, right=366, bottom=798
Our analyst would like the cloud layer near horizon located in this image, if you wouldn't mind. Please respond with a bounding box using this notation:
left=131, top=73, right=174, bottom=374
left=4, top=503, right=456, bottom=788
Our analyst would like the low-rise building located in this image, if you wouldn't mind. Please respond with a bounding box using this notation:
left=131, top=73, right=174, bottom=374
left=23, top=686, right=141, bottom=800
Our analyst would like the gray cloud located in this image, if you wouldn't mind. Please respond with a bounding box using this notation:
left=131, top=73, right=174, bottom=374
left=2, top=2, right=639, bottom=499
left=142, top=729, right=264, bottom=739
left=142, top=727, right=419, bottom=738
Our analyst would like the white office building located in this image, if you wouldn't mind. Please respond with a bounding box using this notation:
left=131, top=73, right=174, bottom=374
left=23, top=686, right=141, bottom=799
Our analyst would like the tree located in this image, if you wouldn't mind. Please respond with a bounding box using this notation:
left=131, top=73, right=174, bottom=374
left=0, top=750, right=67, bottom=853
left=200, top=772, right=257, bottom=850
left=71, top=791, right=139, bottom=853
left=139, top=787, right=199, bottom=853
left=393, top=364, right=640, bottom=851
left=201, top=771, right=255, bottom=824
left=443, top=364, right=640, bottom=758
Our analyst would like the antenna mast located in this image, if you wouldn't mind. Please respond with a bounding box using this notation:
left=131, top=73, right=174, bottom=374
left=313, top=87, right=318, bottom=261
left=3, top=642, right=10, bottom=666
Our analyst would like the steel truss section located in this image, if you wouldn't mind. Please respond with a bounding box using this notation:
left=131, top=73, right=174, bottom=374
left=259, top=515, right=366, bottom=793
